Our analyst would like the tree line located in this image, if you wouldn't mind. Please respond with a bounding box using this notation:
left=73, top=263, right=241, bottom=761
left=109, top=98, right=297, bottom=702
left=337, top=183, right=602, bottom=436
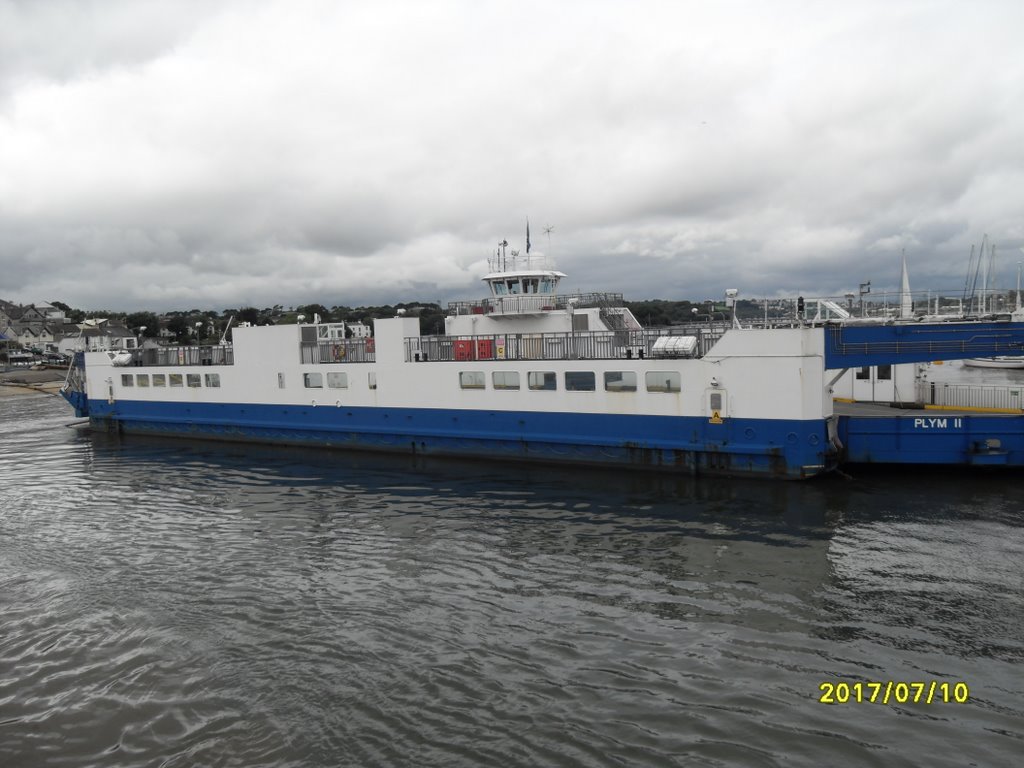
left=49, top=301, right=447, bottom=344
left=47, top=297, right=771, bottom=345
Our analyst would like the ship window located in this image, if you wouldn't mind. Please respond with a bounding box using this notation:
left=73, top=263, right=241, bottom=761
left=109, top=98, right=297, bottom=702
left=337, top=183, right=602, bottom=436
left=605, top=371, right=637, bottom=392
left=368, top=372, right=377, bottom=390
left=493, top=282, right=507, bottom=296
left=170, top=374, right=183, bottom=387
left=646, top=371, right=681, bottom=393
left=710, top=392, right=723, bottom=411
left=856, top=367, right=870, bottom=380
left=152, top=374, right=166, bottom=387
left=121, top=374, right=133, bottom=387
left=278, top=372, right=286, bottom=389
left=187, top=373, right=202, bottom=388
left=459, top=371, right=486, bottom=389
left=205, top=373, right=221, bottom=388
left=327, top=372, right=348, bottom=389
left=492, top=371, right=520, bottom=390
left=540, top=278, right=553, bottom=294
left=877, top=365, right=892, bottom=381
left=565, top=371, right=595, bottom=391
left=304, top=372, right=323, bottom=388
left=528, top=371, right=556, bottom=391
left=136, top=374, right=149, bottom=387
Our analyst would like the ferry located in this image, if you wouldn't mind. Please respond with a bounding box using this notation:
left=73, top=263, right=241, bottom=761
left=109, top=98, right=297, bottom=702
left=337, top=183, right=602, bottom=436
left=59, top=244, right=1024, bottom=478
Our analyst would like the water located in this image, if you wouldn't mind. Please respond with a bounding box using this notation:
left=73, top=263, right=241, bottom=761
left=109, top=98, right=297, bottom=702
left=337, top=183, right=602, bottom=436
left=1, top=395, right=1022, bottom=768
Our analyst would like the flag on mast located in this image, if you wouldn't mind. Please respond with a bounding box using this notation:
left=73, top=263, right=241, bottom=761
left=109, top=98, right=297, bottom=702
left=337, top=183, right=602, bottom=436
left=526, top=220, right=531, bottom=254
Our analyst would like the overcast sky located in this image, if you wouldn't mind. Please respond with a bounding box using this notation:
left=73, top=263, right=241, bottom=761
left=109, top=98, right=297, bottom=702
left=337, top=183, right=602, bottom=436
left=2, top=0, right=1023, bottom=312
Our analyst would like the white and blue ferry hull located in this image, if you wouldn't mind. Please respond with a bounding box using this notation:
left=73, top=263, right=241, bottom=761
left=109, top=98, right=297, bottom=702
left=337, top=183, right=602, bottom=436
left=78, top=398, right=836, bottom=479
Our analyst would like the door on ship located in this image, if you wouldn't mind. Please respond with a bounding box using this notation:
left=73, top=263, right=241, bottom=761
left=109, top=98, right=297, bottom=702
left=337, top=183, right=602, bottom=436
left=851, top=364, right=895, bottom=403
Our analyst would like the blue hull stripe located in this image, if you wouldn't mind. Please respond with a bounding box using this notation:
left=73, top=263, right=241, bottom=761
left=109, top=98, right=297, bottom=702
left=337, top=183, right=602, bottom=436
left=82, top=398, right=834, bottom=478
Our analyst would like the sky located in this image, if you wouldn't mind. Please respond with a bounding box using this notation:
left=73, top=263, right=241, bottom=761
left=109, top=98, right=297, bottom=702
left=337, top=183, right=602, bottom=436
left=2, top=0, right=1024, bottom=312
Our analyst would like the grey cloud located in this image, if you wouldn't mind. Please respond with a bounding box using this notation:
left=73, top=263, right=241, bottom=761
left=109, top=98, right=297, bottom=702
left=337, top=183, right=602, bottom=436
left=2, top=0, right=1024, bottom=312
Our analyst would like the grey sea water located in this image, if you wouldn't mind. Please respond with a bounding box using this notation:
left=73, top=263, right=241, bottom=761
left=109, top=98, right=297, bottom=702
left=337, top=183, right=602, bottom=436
left=1, top=394, right=1022, bottom=768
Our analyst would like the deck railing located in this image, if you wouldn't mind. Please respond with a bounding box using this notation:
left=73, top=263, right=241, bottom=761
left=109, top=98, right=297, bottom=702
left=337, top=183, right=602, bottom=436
left=917, top=381, right=1024, bottom=411
left=300, top=339, right=376, bottom=364
left=404, top=327, right=727, bottom=363
left=447, top=292, right=626, bottom=317
left=124, top=345, right=235, bottom=366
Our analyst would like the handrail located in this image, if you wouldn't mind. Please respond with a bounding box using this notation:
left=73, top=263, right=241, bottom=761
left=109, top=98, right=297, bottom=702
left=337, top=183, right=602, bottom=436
left=121, top=345, right=235, bottom=367
left=403, top=326, right=727, bottom=362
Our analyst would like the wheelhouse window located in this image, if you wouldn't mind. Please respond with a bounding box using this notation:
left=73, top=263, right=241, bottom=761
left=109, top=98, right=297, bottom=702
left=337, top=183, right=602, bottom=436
left=186, top=373, right=202, bottom=388
left=604, top=371, right=637, bottom=392
left=205, top=373, right=221, bottom=388
left=459, top=371, right=486, bottom=390
left=304, top=372, right=323, bottom=388
left=646, top=371, right=681, bottom=393
left=528, top=371, right=556, bottom=391
left=564, top=371, right=596, bottom=391
left=492, top=371, right=520, bottom=390
left=327, top=372, right=348, bottom=389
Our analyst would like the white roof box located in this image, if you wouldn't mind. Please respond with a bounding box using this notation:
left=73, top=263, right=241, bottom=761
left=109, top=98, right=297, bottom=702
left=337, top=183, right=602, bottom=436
left=650, top=335, right=698, bottom=358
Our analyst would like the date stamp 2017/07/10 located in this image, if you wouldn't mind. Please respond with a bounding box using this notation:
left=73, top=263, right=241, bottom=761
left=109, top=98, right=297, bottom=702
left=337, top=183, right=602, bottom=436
left=818, top=681, right=970, bottom=705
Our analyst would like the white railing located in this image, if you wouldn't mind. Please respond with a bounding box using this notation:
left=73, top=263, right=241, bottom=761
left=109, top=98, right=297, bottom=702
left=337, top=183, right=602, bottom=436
left=917, top=381, right=1024, bottom=411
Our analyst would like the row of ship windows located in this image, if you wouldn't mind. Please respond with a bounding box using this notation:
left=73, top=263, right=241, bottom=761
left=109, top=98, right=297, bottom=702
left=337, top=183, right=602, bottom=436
left=119, top=369, right=681, bottom=394
left=459, top=370, right=681, bottom=393
left=122, top=373, right=221, bottom=388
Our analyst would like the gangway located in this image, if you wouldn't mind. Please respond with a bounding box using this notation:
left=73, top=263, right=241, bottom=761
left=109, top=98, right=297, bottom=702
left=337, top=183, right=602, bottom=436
left=824, top=320, right=1024, bottom=369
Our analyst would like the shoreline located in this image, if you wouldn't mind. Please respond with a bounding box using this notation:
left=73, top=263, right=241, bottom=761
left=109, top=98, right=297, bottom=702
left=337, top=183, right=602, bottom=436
left=0, top=382, right=64, bottom=398
left=0, top=370, right=66, bottom=398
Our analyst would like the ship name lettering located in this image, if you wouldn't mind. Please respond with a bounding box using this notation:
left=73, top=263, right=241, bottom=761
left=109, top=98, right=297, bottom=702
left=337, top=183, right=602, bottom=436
left=912, top=417, right=951, bottom=429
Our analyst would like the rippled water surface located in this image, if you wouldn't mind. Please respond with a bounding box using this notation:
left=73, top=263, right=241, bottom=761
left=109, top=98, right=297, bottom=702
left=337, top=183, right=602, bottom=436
left=2, top=395, right=1022, bottom=767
